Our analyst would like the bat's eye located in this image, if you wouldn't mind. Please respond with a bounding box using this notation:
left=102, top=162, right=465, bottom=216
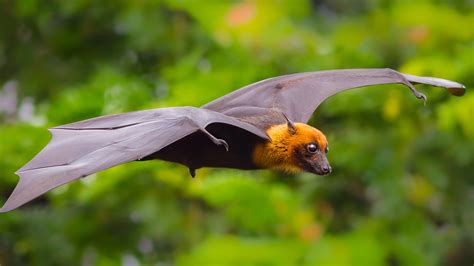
left=307, top=143, right=318, bottom=153
left=325, top=146, right=329, bottom=153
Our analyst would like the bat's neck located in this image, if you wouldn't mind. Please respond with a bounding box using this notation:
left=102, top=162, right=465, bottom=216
left=252, top=124, right=301, bottom=173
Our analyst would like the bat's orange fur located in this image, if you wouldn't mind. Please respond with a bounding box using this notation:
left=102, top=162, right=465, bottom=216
left=252, top=123, right=328, bottom=173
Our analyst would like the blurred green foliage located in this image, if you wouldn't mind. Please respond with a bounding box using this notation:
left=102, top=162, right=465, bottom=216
left=0, top=0, right=473, bottom=265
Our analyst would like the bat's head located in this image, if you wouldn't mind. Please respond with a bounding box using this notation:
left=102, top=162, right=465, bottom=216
left=287, top=123, right=331, bottom=175
left=254, top=121, right=331, bottom=175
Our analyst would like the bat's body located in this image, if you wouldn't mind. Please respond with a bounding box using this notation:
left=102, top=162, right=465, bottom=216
left=149, top=121, right=326, bottom=174
left=0, top=69, right=466, bottom=212
left=147, top=121, right=263, bottom=172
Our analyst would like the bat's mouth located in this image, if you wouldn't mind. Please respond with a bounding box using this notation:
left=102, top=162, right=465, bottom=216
left=304, top=154, right=332, bottom=176
left=310, top=165, right=332, bottom=175
left=302, top=160, right=332, bottom=175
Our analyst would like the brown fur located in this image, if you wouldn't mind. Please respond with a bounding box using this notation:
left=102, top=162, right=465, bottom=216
left=252, top=123, right=328, bottom=172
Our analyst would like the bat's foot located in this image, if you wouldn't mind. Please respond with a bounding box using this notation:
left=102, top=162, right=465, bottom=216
left=189, top=168, right=196, bottom=178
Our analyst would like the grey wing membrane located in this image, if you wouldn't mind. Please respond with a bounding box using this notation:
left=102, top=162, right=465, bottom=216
left=204, top=68, right=466, bottom=124
left=0, top=107, right=267, bottom=212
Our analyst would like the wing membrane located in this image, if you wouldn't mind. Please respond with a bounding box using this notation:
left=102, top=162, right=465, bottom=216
left=204, top=68, right=465, bottom=124
left=1, top=107, right=266, bottom=212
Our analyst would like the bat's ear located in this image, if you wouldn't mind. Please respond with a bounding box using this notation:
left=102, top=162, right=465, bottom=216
left=282, top=113, right=296, bottom=135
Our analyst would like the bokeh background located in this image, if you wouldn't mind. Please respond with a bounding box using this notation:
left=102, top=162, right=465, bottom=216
left=0, top=0, right=473, bottom=265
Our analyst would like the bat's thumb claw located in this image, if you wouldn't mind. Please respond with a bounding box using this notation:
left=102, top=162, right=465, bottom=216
left=201, top=129, right=229, bottom=151
left=412, top=88, right=427, bottom=105
left=217, top=139, right=229, bottom=151
left=405, top=79, right=428, bottom=105
left=418, top=92, right=427, bottom=105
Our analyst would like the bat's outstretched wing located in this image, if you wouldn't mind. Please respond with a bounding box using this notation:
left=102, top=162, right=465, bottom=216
left=203, top=68, right=466, bottom=124
left=0, top=107, right=267, bottom=213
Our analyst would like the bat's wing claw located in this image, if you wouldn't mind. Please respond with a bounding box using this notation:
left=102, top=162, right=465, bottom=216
left=415, top=90, right=427, bottom=101
left=402, top=76, right=428, bottom=105
left=214, top=138, right=229, bottom=151
left=416, top=91, right=427, bottom=105
left=201, top=129, right=230, bottom=151
left=220, top=139, right=229, bottom=151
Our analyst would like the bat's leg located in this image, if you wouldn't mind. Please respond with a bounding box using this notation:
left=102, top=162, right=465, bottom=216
left=200, top=128, right=229, bottom=151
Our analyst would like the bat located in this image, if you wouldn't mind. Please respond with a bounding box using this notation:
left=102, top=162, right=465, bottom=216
left=0, top=68, right=466, bottom=212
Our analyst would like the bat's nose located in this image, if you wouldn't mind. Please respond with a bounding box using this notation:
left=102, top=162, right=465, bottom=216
left=322, top=165, right=332, bottom=174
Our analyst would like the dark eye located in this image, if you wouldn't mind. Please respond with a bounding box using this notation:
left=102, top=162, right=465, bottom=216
left=307, top=143, right=318, bottom=153
left=325, top=146, right=329, bottom=153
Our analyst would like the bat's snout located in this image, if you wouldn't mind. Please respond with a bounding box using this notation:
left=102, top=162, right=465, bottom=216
left=321, top=165, right=332, bottom=175
left=306, top=152, right=332, bottom=176
left=314, top=162, right=331, bottom=175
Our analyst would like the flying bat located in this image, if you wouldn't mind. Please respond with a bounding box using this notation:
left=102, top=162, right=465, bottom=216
left=0, top=68, right=466, bottom=212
